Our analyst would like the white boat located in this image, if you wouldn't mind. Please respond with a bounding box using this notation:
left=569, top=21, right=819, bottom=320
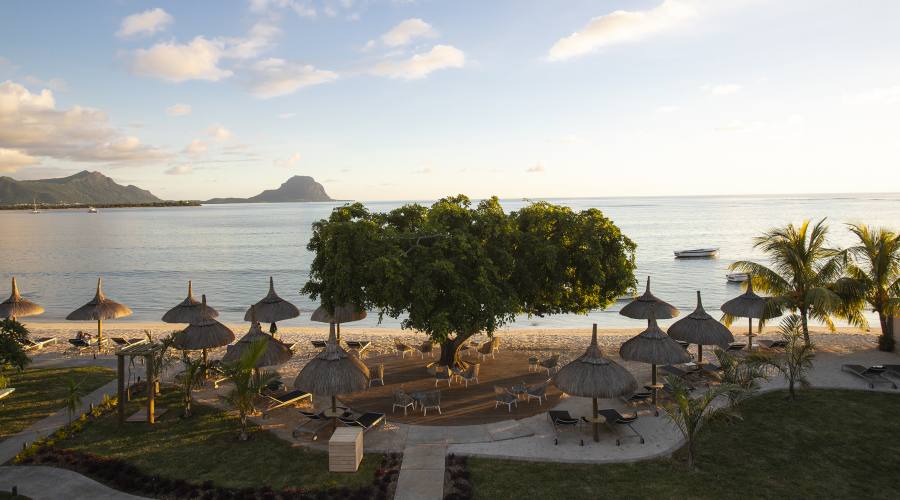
left=30, top=199, right=40, bottom=214
left=674, top=248, right=719, bottom=258
left=87, top=207, right=98, bottom=214
left=727, top=272, right=750, bottom=283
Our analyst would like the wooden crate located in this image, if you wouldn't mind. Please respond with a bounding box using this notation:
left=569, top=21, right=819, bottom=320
left=329, top=428, right=363, bottom=472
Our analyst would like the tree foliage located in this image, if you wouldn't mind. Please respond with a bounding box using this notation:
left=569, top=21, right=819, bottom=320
left=303, top=196, right=637, bottom=366
left=662, top=376, right=738, bottom=469
left=0, top=319, right=31, bottom=383
left=750, top=315, right=816, bottom=400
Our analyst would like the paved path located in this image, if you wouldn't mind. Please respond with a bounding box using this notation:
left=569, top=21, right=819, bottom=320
left=394, top=443, right=447, bottom=500
left=0, top=379, right=118, bottom=464
left=0, top=466, right=148, bottom=499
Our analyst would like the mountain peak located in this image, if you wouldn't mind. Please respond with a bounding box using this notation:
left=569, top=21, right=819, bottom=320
left=205, top=175, right=332, bottom=204
left=0, top=171, right=161, bottom=205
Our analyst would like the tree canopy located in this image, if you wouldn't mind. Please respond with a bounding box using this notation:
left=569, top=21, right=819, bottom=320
left=303, top=195, right=637, bottom=364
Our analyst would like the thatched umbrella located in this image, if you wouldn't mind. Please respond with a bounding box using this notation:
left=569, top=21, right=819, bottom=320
left=244, top=277, right=299, bottom=334
left=721, top=278, right=776, bottom=350
left=619, top=276, right=680, bottom=319
left=1, top=277, right=44, bottom=320
left=620, top=308, right=691, bottom=413
left=66, top=278, right=132, bottom=346
left=162, top=280, right=219, bottom=324
left=553, top=324, right=638, bottom=442
left=172, top=295, right=235, bottom=365
left=222, top=306, right=293, bottom=368
left=310, top=303, right=367, bottom=341
left=294, top=322, right=369, bottom=430
left=668, top=291, right=734, bottom=363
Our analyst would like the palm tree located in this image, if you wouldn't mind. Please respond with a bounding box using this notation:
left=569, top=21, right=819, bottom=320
left=662, top=376, right=737, bottom=469
left=730, top=219, right=852, bottom=346
left=220, top=337, right=273, bottom=441
left=64, top=377, right=84, bottom=424
left=839, top=224, right=900, bottom=352
left=714, top=348, right=768, bottom=406
left=178, top=354, right=204, bottom=418
left=750, top=315, right=816, bottom=400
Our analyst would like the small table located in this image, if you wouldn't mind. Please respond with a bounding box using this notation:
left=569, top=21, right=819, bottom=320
left=581, top=414, right=607, bottom=425
left=509, top=384, right=528, bottom=400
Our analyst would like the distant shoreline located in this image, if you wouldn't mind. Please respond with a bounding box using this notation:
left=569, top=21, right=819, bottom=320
left=0, top=201, right=201, bottom=210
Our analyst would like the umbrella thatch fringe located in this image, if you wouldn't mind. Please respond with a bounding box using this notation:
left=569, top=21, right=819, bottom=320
left=293, top=323, right=368, bottom=396
left=0, top=277, right=44, bottom=319
left=172, top=295, right=234, bottom=350
left=620, top=313, right=692, bottom=365
left=222, top=307, right=293, bottom=367
left=553, top=325, right=637, bottom=398
left=66, top=278, right=132, bottom=321
left=310, top=304, right=367, bottom=324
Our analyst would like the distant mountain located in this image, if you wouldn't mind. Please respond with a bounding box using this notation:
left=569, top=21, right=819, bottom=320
left=0, top=171, right=162, bottom=205
left=205, top=175, right=333, bottom=204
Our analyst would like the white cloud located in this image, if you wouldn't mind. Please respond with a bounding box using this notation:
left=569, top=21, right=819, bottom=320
left=715, top=119, right=763, bottom=132
left=844, top=85, right=900, bottom=105
left=274, top=152, right=301, bottom=167
left=382, top=18, right=437, bottom=47
left=223, top=22, right=281, bottom=60
left=371, top=45, right=465, bottom=79
left=656, top=105, right=681, bottom=113
left=166, top=103, right=192, bottom=116
left=165, top=164, right=193, bottom=175
left=117, top=8, right=173, bottom=38
left=0, top=80, right=167, bottom=164
left=278, top=112, right=296, bottom=119
left=183, top=139, right=208, bottom=156
left=526, top=163, right=545, bottom=173
left=413, top=167, right=432, bottom=174
left=548, top=0, right=696, bottom=61
left=0, top=147, right=37, bottom=173
left=207, top=124, right=232, bottom=141
left=250, top=0, right=316, bottom=18
left=246, top=58, right=338, bottom=98
left=702, top=83, right=742, bottom=96
left=132, top=36, right=232, bottom=82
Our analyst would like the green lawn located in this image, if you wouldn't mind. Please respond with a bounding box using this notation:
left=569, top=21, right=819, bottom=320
left=468, top=390, right=900, bottom=499
left=55, top=389, right=381, bottom=492
left=0, top=366, right=116, bottom=439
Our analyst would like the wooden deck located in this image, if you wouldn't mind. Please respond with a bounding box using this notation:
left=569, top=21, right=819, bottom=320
left=340, top=350, right=562, bottom=426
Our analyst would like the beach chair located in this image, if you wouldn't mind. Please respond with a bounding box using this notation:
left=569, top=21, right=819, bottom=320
left=369, top=363, right=385, bottom=387
left=883, top=365, right=900, bottom=379
left=758, top=339, right=788, bottom=350
left=418, top=390, right=442, bottom=416
left=494, top=386, right=518, bottom=412
left=675, top=340, right=695, bottom=360
left=346, top=340, right=371, bottom=358
left=726, top=342, right=747, bottom=352
left=477, top=339, right=497, bottom=361
left=206, top=361, right=231, bottom=389
left=260, top=389, right=311, bottom=418
left=548, top=410, right=581, bottom=445
left=112, top=337, right=147, bottom=349
left=339, top=412, right=386, bottom=433
left=621, top=391, right=653, bottom=408
left=310, top=340, right=327, bottom=349
left=292, top=409, right=351, bottom=441
left=0, top=388, right=14, bottom=403
left=19, top=337, right=57, bottom=351
left=528, top=356, right=539, bottom=372
left=416, top=341, right=435, bottom=359
left=392, top=390, right=415, bottom=415
left=596, top=409, right=645, bottom=446
left=434, top=366, right=452, bottom=388
left=525, top=380, right=549, bottom=405
left=841, top=365, right=898, bottom=389
left=539, top=354, right=560, bottom=376
left=458, top=364, right=480, bottom=388
left=66, top=338, right=94, bottom=355
left=395, top=341, right=412, bottom=358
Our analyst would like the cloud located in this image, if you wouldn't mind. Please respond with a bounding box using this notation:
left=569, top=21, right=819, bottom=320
left=382, top=18, right=437, bottom=47
left=371, top=45, right=465, bottom=79
left=0, top=80, right=168, bottom=165
left=844, top=85, right=900, bottom=105
left=166, top=103, right=192, bottom=116
left=657, top=104, right=681, bottom=113
left=250, top=0, right=317, bottom=18
left=715, top=119, right=763, bottom=132
left=548, top=0, right=696, bottom=61
left=207, top=124, right=232, bottom=141
left=413, top=167, right=432, bottom=174
left=274, top=152, right=301, bottom=167
left=246, top=58, right=338, bottom=98
left=701, top=83, right=742, bottom=96
left=23, top=76, right=67, bottom=92
left=526, top=163, right=545, bottom=173
left=222, top=22, right=281, bottom=60
left=278, top=112, right=296, bottom=119
left=131, top=36, right=232, bottom=82
left=165, top=164, right=193, bottom=175
left=117, top=8, right=173, bottom=38
left=0, top=147, right=37, bottom=173
left=183, top=139, right=208, bottom=156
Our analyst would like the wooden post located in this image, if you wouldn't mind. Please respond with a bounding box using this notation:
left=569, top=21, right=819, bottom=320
left=146, top=354, right=155, bottom=424
left=117, top=354, right=125, bottom=425
left=748, top=317, right=753, bottom=350
left=97, top=318, right=103, bottom=349
left=592, top=397, right=599, bottom=442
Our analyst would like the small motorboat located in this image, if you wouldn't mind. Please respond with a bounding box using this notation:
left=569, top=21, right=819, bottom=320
left=727, top=272, right=749, bottom=283
left=87, top=207, right=98, bottom=214
left=674, top=248, right=719, bottom=258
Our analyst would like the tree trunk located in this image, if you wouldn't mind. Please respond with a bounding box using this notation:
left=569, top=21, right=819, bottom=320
left=239, top=414, right=248, bottom=440
left=877, top=312, right=895, bottom=352
left=800, top=309, right=811, bottom=346
left=438, top=335, right=471, bottom=369
left=788, top=377, right=796, bottom=400
left=687, top=440, right=695, bottom=468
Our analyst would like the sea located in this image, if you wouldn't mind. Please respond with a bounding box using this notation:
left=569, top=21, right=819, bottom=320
left=2, top=193, right=899, bottom=330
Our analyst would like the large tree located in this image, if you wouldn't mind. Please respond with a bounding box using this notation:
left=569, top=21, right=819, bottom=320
left=730, top=219, right=853, bottom=346
left=303, top=196, right=637, bottom=368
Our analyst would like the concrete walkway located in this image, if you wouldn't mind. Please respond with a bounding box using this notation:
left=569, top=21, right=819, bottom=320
left=394, top=443, right=447, bottom=500
left=0, top=379, right=119, bottom=464
left=0, top=466, right=148, bottom=499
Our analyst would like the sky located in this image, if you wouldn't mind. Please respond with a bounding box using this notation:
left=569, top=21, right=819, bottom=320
left=1, top=0, right=899, bottom=201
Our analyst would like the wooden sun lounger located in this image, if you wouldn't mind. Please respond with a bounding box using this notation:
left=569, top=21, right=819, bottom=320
left=621, top=391, right=653, bottom=407
left=0, top=388, right=15, bottom=403
left=726, top=342, right=747, bottom=352
left=883, top=365, right=900, bottom=379
left=310, top=340, right=327, bottom=349
left=20, top=337, right=57, bottom=351
left=66, top=338, right=95, bottom=354
left=112, top=337, right=148, bottom=348
left=345, top=340, right=371, bottom=356
left=338, top=412, right=386, bottom=432
left=261, top=389, right=311, bottom=418
left=549, top=410, right=582, bottom=446
left=842, top=364, right=898, bottom=389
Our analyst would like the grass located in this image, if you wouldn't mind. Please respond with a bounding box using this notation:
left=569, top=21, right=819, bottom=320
left=0, top=493, right=30, bottom=500
left=0, top=366, right=116, bottom=439
left=54, top=389, right=381, bottom=492
left=467, top=389, right=900, bottom=499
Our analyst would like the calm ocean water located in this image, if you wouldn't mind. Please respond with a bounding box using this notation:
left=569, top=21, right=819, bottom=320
left=2, top=194, right=899, bottom=329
